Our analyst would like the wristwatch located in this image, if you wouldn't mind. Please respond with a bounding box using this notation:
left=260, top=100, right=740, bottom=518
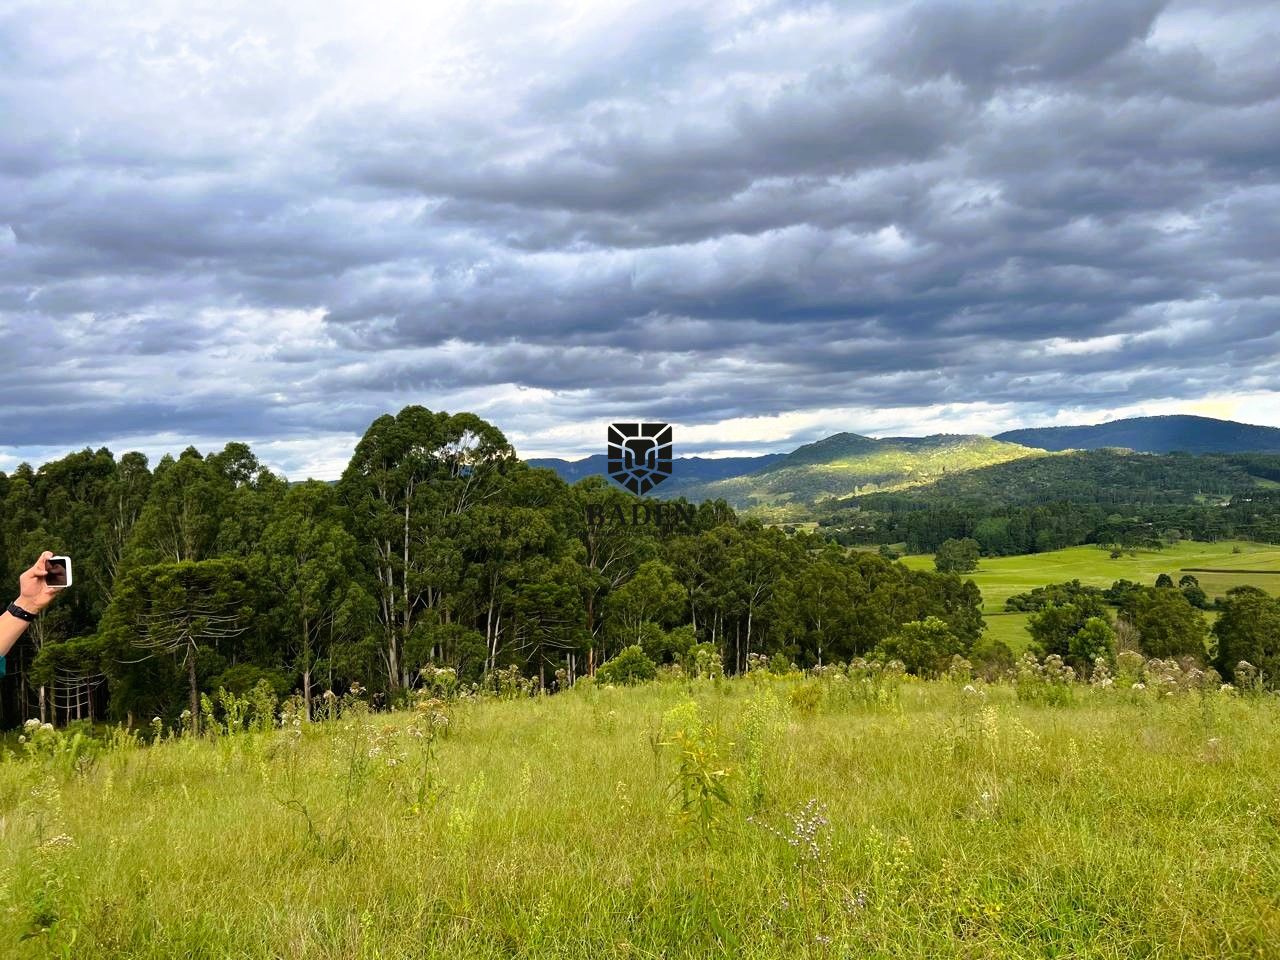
left=5, top=602, right=37, bottom=622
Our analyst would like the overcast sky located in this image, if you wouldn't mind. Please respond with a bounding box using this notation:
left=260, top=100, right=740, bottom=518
left=2, top=0, right=1278, bottom=478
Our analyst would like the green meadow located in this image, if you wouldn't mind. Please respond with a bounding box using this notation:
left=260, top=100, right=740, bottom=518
left=901, top=540, right=1280, bottom=652
left=3, top=674, right=1279, bottom=959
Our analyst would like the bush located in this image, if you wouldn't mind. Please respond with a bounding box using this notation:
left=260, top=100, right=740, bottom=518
left=1212, top=587, right=1280, bottom=688
left=1132, top=589, right=1208, bottom=660
left=210, top=663, right=293, bottom=699
left=767, top=652, right=793, bottom=675
left=875, top=616, right=966, bottom=676
left=596, top=645, right=658, bottom=686
left=1005, top=580, right=1107, bottom=615
left=1027, top=603, right=1095, bottom=659
left=1068, top=617, right=1116, bottom=672
left=969, top=636, right=1015, bottom=680
left=682, top=642, right=723, bottom=679
left=787, top=681, right=823, bottom=714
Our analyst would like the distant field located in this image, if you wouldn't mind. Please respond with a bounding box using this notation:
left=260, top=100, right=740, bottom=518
left=901, top=540, right=1280, bottom=651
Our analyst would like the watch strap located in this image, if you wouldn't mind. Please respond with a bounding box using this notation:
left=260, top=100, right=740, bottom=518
left=5, top=602, right=36, bottom=622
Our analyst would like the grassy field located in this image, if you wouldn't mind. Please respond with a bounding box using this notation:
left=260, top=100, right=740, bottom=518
left=2, top=676, right=1278, bottom=959
left=901, top=540, right=1280, bottom=651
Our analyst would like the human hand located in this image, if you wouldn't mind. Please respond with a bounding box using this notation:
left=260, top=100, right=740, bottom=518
left=16, top=551, right=60, bottom=614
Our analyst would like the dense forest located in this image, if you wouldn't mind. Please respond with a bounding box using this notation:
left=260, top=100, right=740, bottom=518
left=0, top=406, right=983, bottom=729
left=819, top=450, right=1280, bottom=553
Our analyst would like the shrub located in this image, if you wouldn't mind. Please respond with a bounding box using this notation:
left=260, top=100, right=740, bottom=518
left=787, top=681, right=823, bottom=714
left=1212, top=588, right=1280, bottom=688
left=682, top=642, right=723, bottom=679
left=1068, top=617, right=1116, bottom=673
left=1015, top=653, right=1076, bottom=706
left=1005, top=580, right=1107, bottom=615
left=969, top=636, right=1015, bottom=680
left=596, top=645, right=657, bottom=686
left=767, top=652, right=793, bottom=675
left=875, top=616, right=966, bottom=676
left=1132, top=589, right=1208, bottom=660
left=1027, top=603, right=1093, bottom=659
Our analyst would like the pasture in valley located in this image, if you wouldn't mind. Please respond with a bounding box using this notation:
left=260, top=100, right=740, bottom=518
left=901, top=540, right=1280, bottom=652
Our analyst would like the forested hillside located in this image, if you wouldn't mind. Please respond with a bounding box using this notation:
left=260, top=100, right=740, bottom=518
left=529, top=452, right=784, bottom=486
left=819, top=450, right=1280, bottom=554
left=0, top=407, right=982, bottom=729
left=996, top=415, right=1280, bottom=453
left=671, top=433, right=1042, bottom=516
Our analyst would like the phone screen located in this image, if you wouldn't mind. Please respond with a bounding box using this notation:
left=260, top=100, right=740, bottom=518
left=46, top=557, right=68, bottom=588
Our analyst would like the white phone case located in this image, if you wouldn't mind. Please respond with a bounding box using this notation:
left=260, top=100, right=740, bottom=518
left=49, top=555, right=73, bottom=589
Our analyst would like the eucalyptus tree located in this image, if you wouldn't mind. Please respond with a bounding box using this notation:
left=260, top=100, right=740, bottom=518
left=209, top=442, right=288, bottom=558
left=769, top=542, right=852, bottom=666
left=569, top=477, right=656, bottom=673
left=723, top=523, right=792, bottom=672
left=98, top=451, right=152, bottom=597
left=604, top=559, right=684, bottom=653
left=460, top=490, right=570, bottom=675
left=124, top=448, right=233, bottom=568
left=664, top=527, right=727, bottom=642
left=257, top=481, right=374, bottom=719
left=339, top=406, right=515, bottom=690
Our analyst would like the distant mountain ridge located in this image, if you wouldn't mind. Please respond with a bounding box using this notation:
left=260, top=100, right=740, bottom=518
left=995, top=415, right=1280, bottom=454
left=527, top=416, right=1280, bottom=517
left=527, top=452, right=785, bottom=487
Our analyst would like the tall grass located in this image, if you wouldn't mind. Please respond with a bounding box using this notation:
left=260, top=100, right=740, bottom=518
left=1, top=673, right=1278, bottom=959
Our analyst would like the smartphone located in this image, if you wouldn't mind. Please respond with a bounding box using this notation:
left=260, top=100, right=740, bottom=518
left=46, top=556, right=72, bottom=589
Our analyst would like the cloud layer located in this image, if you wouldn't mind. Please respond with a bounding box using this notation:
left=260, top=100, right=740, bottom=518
left=3, top=0, right=1278, bottom=476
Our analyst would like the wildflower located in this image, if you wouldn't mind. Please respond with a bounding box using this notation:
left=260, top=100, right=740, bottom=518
left=24, top=718, right=39, bottom=731
left=757, top=798, right=830, bottom=867
left=40, top=722, right=53, bottom=732
left=842, top=889, right=868, bottom=913
left=1131, top=682, right=1145, bottom=690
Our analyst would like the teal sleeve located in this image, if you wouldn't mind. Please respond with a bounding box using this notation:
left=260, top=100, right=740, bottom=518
left=0, top=655, right=6, bottom=679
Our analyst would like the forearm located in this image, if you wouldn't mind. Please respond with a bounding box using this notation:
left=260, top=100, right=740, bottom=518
left=0, top=609, right=31, bottom=657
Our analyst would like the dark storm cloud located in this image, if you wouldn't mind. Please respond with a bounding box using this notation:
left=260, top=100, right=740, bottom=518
left=2, top=0, right=1279, bottom=475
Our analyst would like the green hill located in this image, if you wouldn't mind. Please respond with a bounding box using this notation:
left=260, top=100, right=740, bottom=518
left=995, top=415, right=1280, bottom=453
left=827, top=449, right=1280, bottom=512
left=670, top=433, right=1044, bottom=516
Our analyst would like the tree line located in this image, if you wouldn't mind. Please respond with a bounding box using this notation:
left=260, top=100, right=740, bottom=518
left=999, top=574, right=1280, bottom=689
left=0, top=406, right=984, bottom=728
